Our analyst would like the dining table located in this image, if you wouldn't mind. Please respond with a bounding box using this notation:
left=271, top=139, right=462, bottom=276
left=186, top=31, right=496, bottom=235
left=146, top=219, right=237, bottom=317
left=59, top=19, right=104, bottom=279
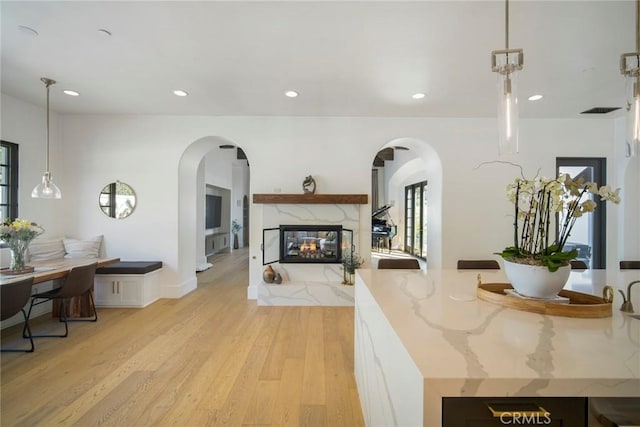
left=1, top=256, right=120, bottom=317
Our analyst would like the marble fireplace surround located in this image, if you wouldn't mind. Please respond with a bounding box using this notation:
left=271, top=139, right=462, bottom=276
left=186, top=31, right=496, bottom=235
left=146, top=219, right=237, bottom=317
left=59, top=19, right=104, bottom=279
left=255, top=195, right=367, bottom=306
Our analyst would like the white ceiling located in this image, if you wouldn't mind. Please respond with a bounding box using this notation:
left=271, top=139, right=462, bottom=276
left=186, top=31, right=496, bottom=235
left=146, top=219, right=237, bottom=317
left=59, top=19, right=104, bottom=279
left=0, top=1, right=634, bottom=118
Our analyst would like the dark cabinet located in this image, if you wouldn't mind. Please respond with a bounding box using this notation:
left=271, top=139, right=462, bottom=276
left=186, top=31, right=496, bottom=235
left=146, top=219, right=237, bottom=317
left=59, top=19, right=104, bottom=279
left=442, top=397, right=587, bottom=426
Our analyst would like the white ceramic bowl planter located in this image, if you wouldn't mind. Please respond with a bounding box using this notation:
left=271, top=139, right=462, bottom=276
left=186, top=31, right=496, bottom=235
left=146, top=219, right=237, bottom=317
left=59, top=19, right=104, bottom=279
left=503, top=260, right=571, bottom=299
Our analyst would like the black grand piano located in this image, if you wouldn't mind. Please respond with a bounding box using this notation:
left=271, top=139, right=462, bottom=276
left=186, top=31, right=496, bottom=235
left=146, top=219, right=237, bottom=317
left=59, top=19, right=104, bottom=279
left=372, top=204, right=397, bottom=252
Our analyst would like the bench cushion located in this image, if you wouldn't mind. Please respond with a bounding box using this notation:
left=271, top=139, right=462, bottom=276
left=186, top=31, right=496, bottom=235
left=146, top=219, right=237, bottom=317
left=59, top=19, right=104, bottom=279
left=96, top=261, right=163, bottom=275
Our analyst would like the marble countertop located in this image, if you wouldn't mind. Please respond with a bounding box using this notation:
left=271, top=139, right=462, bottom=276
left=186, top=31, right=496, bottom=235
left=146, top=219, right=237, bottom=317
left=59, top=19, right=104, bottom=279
left=356, top=268, right=640, bottom=395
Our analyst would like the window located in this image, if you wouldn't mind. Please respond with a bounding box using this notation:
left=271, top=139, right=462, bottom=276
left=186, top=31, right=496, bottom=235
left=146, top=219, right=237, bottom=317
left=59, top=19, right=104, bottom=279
left=556, top=158, right=607, bottom=269
left=404, top=180, right=427, bottom=259
left=0, top=140, right=19, bottom=222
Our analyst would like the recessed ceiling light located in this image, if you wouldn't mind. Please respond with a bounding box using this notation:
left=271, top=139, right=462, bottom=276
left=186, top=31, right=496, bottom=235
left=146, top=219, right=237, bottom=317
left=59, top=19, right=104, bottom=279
left=63, top=90, right=80, bottom=96
left=285, top=90, right=299, bottom=98
left=412, top=93, right=426, bottom=99
left=18, top=25, right=38, bottom=36
left=173, top=90, right=188, bottom=97
left=528, top=94, right=543, bottom=101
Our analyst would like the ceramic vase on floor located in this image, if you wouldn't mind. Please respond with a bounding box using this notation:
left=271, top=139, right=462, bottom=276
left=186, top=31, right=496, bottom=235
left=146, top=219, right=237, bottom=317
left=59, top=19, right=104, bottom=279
left=503, top=259, right=571, bottom=299
left=263, top=265, right=275, bottom=283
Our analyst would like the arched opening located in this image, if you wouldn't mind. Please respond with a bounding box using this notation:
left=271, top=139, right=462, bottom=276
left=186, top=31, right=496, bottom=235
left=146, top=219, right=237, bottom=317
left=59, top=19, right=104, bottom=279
left=177, top=136, right=250, bottom=295
left=370, top=137, right=443, bottom=269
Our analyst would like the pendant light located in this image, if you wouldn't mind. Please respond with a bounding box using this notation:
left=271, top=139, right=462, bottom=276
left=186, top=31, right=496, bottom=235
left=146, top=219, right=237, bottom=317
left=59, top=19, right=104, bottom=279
left=620, top=0, right=640, bottom=157
left=31, top=77, right=62, bottom=199
left=491, top=0, right=524, bottom=155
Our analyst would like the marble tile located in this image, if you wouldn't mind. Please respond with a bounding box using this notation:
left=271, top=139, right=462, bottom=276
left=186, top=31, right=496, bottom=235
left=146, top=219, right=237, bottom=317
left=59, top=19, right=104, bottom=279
left=258, top=281, right=354, bottom=306
left=258, top=203, right=364, bottom=305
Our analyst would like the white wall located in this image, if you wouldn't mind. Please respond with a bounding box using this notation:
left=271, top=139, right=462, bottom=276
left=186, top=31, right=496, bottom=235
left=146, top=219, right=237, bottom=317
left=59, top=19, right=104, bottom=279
left=614, top=117, right=640, bottom=264
left=0, top=95, right=66, bottom=234
left=2, top=92, right=635, bottom=298
left=204, top=148, right=234, bottom=189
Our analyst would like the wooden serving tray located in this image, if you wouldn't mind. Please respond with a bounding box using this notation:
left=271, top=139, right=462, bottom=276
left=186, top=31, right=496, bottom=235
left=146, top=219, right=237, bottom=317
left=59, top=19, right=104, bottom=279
left=477, top=283, right=612, bottom=318
left=0, top=266, right=35, bottom=275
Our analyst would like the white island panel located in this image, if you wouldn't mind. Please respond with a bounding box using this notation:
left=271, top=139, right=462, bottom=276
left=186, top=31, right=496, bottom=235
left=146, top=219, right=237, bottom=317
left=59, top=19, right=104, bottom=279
left=354, top=268, right=640, bottom=426
left=355, top=277, right=423, bottom=426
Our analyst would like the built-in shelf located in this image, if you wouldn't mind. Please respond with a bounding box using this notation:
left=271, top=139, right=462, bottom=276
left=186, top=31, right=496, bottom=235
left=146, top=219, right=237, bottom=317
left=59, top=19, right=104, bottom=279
left=253, top=194, right=368, bottom=204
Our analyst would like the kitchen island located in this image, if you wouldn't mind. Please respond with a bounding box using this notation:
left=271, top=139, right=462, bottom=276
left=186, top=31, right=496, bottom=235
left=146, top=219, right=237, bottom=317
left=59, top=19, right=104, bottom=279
left=354, top=268, right=640, bottom=426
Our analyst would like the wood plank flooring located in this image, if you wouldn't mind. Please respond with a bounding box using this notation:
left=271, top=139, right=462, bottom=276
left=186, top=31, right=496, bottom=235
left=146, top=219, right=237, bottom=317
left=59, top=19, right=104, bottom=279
left=1, top=248, right=364, bottom=426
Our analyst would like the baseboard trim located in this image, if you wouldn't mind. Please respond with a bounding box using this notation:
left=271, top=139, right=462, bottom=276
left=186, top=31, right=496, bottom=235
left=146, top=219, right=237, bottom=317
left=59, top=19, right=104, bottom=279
left=196, top=261, right=212, bottom=272
left=247, top=284, right=258, bottom=300
left=162, top=276, right=197, bottom=298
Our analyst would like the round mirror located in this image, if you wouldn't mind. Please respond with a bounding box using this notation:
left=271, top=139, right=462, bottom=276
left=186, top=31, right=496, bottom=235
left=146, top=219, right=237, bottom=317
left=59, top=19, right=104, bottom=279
left=99, top=181, right=136, bottom=219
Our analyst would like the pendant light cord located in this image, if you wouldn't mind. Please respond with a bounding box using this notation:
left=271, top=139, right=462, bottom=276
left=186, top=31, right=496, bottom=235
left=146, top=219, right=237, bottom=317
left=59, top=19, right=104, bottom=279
left=505, top=0, right=509, bottom=50
left=636, top=0, right=640, bottom=52
left=40, top=77, right=55, bottom=174
left=45, top=81, right=50, bottom=173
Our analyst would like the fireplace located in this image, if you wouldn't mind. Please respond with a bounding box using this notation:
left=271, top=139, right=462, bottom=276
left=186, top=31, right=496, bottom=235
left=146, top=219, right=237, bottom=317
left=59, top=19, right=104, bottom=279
left=280, top=225, right=344, bottom=263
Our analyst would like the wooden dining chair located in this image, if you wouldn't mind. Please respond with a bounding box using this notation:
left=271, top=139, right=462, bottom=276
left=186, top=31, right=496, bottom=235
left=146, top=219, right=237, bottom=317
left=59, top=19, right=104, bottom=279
left=456, top=260, right=500, bottom=270
left=27, top=262, right=98, bottom=338
left=377, top=258, right=421, bottom=269
left=620, top=260, right=640, bottom=269
left=1, top=277, right=35, bottom=352
left=570, top=260, right=588, bottom=269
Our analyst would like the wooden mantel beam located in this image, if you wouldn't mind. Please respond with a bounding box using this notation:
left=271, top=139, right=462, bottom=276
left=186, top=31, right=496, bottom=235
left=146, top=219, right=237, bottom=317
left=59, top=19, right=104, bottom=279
left=253, top=194, right=368, bottom=204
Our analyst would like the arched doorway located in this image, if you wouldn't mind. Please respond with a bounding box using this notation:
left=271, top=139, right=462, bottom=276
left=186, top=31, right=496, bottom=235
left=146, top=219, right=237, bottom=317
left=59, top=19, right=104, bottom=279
left=370, top=138, right=443, bottom=268
left=177, top=136, right=250, bottom=293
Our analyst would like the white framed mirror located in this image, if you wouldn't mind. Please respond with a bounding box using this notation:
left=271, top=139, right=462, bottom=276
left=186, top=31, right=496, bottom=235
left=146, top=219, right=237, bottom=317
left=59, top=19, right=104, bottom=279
left=99, top=181, right=136, bottom=219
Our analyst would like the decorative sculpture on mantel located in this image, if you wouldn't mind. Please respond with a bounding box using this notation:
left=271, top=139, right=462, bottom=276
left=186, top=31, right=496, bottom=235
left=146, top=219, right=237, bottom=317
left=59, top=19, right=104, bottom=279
left=302, top=175, right=316, bottom=194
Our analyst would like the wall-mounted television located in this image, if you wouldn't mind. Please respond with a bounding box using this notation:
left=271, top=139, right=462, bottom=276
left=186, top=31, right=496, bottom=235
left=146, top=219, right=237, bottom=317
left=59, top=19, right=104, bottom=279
left=206, top=194, right=222, bottom=229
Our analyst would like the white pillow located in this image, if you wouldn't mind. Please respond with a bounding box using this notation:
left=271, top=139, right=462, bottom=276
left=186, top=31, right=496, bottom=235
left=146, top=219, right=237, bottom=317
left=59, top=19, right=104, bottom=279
left=63, top=235, right=103, bottom=259
left=28, top=237, right=66, bottom=261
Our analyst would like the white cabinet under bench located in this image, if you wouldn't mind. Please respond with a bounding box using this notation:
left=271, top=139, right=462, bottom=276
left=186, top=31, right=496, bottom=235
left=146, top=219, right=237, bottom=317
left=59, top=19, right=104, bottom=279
left=94, top=261, right=162, bottom=308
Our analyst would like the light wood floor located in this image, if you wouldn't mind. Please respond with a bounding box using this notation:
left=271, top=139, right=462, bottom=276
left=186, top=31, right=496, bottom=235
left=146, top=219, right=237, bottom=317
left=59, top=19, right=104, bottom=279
left=1, top=248, right=364, bottom=427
